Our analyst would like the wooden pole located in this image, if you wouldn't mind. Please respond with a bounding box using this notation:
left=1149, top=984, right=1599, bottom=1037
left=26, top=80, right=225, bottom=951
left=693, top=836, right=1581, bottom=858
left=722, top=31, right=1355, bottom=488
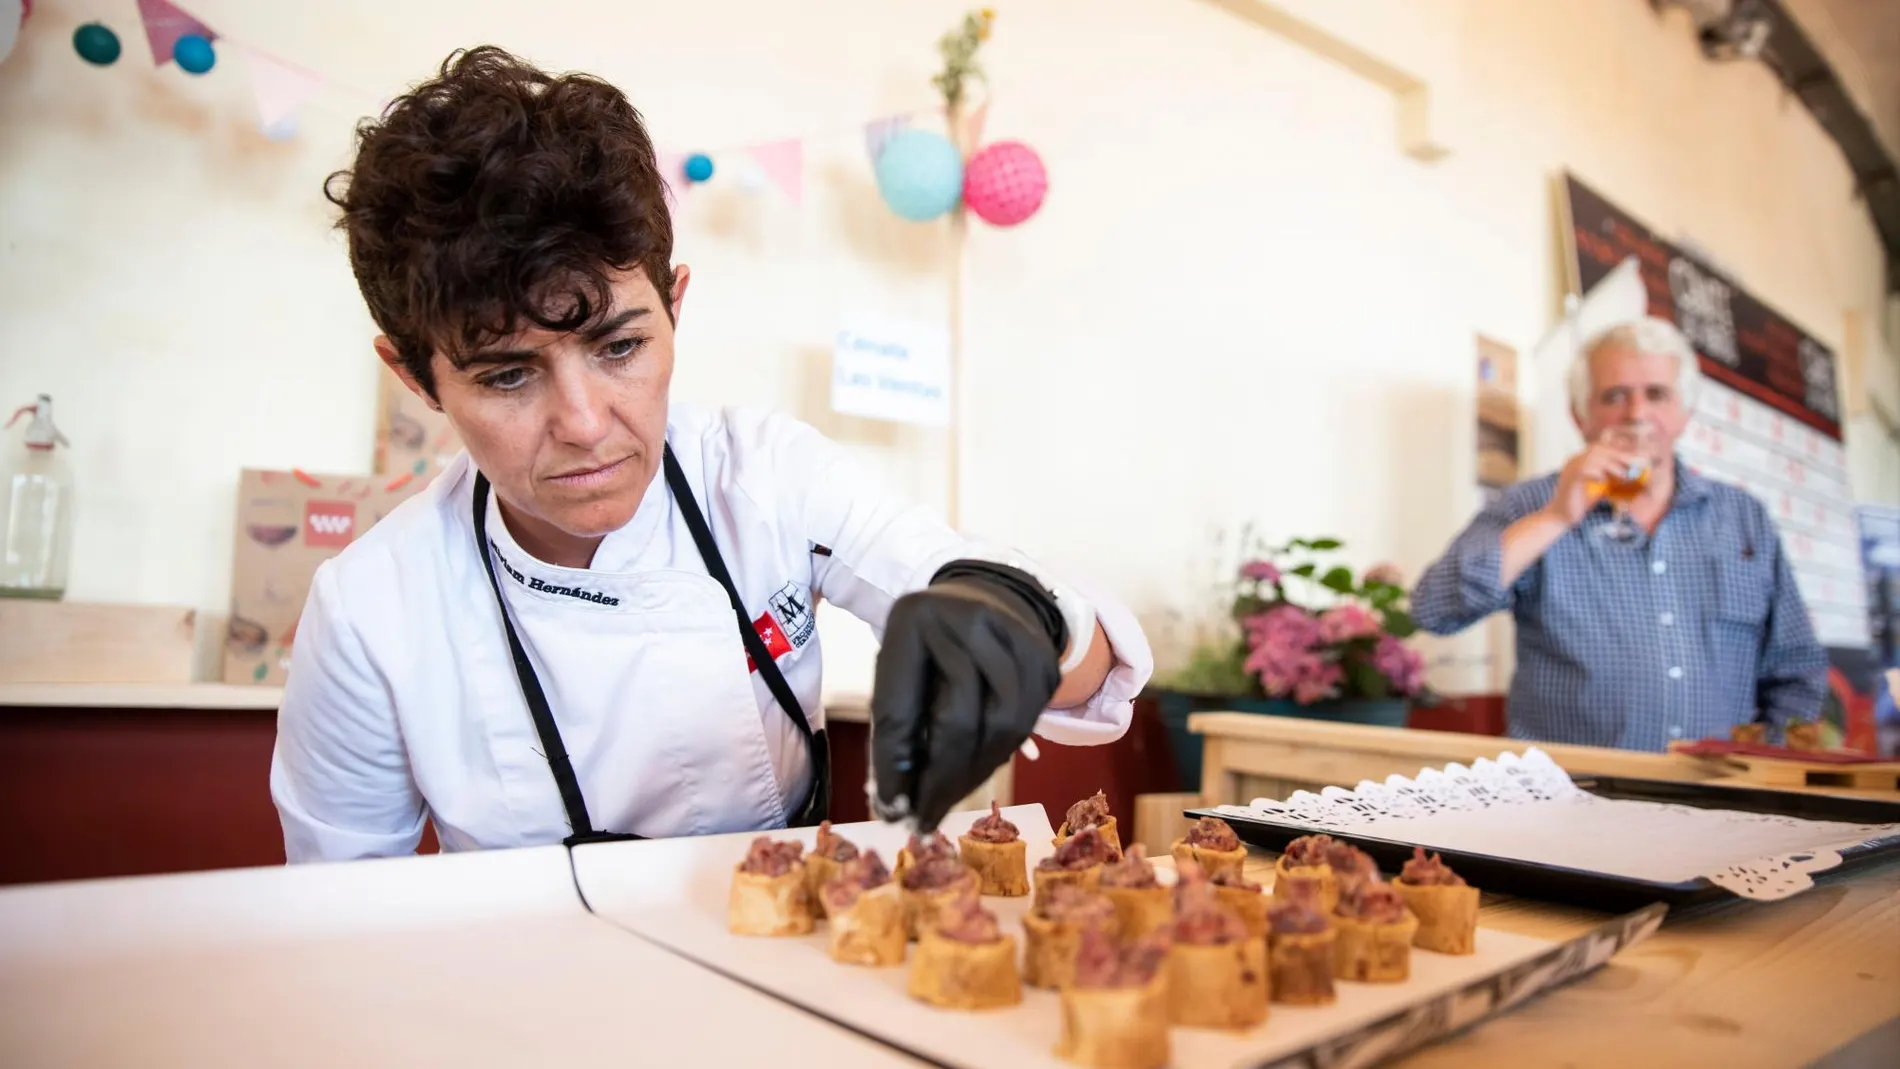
left=943, top=97, right=1012, bottom=809
left=946, top=101, right=970, bottom=532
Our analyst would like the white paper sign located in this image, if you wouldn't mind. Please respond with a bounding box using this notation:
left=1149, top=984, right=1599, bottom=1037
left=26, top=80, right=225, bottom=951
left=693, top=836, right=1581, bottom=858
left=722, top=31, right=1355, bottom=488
left=831, top=318, right=951, bottom=427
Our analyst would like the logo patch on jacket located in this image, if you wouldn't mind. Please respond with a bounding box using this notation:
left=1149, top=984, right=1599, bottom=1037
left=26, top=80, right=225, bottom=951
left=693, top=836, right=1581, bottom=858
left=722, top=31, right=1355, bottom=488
left=769, top=583, right=817, bottom=648
left=746, top=583, right=816, bottom=672
left=747, top=612, right=795, bottom=672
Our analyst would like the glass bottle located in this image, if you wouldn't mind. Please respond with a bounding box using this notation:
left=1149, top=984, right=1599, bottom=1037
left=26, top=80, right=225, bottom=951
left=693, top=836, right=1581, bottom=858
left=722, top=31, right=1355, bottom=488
left=1, top=394, right=75, bottom=599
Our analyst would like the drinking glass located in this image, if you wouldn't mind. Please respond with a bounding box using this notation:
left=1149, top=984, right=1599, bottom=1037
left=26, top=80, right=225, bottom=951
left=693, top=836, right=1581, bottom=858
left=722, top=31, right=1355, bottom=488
left=1587, top=424, right=1656, bottom=542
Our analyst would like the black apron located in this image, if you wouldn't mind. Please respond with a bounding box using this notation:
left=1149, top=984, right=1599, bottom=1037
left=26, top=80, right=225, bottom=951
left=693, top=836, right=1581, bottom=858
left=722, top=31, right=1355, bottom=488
left=472, top=443, right=831, bottom=846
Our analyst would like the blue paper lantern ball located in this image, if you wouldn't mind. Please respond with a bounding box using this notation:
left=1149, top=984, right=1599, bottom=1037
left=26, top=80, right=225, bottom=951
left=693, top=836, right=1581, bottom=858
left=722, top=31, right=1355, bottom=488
left=874, top=129, right=964, bottom=222
left=684, top=153, right=714, bottom=183
left=73, top=23, right=121, bottom=66
left=173, top=33, right=215, bottom=75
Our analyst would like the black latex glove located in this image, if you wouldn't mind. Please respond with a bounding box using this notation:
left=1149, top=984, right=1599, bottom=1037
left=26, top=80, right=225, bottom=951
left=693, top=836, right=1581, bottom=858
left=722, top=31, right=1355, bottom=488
left=871, top=560, right=1069, bottom=832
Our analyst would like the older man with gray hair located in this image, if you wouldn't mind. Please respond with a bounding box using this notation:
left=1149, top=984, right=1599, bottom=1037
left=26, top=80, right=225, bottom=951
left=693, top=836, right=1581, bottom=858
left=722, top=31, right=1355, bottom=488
left=1413, top=316, right=1825, bottom=751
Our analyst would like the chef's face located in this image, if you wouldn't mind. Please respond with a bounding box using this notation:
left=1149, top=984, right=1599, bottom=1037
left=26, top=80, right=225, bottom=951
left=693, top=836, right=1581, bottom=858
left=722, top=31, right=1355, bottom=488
left=1576, top=343, right=1689, bottom=462
left=379, top=266, right=690, bottom=559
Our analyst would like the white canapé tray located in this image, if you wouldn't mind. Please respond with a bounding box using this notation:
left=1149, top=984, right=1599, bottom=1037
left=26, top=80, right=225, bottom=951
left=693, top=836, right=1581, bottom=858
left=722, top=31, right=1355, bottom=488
left=571, top=805, right=1662, bottom=1069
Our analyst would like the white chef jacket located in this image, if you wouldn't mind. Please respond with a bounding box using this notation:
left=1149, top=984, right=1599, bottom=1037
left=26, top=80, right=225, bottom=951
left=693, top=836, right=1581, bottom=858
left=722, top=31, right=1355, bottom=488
left=270, top=404, right=1152, bottom=862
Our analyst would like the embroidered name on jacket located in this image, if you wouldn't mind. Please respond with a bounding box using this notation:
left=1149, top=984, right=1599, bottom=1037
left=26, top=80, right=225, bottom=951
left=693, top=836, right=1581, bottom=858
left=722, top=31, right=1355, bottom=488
left=490, top=543, right=622, bottom=607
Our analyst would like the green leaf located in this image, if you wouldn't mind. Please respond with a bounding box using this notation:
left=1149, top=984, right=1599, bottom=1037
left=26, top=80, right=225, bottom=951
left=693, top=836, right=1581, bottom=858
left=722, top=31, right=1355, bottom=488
left=1383, top=608, right=1417, bottom=638
left=1342, top=656, right=1392, bottom=700
left=1307, top=538, right=1342, bottom=550
left=1285, top=538, right=1309, bottom=550
left=1320, top=567, right=1355, bottom=594
left=1288, top=563, right=1317, bottom=578
left=1230, top=593, right=1273, bottom=622
left=1364, top=582, right=1404, bottom=609
left=1159, top=640, right=1257, bottom=697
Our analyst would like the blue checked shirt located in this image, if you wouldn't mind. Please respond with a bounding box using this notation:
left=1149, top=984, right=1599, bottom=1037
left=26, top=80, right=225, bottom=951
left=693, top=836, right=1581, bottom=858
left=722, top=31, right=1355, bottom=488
left=1412, top=461, right=1826, bottom=751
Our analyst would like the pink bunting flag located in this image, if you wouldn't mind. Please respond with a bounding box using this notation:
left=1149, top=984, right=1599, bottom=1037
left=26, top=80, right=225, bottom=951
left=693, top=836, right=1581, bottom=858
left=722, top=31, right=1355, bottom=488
left=655, top=151, right=685, bottom=204
left=862, top=114, right=910, bottom=164
left=745, top=139, right=803, bottom=206
left=242, top=46, right=324, bottom=130
left=136, top=0, right=217, bottom=67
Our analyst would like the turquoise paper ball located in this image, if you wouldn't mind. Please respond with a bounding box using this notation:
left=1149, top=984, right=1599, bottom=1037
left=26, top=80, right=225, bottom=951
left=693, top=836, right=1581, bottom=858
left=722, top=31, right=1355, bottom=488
left=74, top=23, right=121, bottom=66
left=173, top=33, right=215, bottom=75
left=684, top=153, right=714, bottom=182
left=873, top=129, right=964, bottom=222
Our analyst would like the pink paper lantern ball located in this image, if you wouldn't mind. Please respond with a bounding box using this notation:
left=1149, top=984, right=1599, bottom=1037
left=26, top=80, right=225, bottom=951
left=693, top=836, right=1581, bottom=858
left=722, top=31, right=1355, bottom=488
left=961, top=141, right=1048, bottom=227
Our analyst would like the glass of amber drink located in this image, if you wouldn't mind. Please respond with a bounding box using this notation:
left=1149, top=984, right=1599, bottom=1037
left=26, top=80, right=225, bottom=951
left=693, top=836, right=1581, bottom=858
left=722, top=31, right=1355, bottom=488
left=1588, top=424, right=1655, bottom=542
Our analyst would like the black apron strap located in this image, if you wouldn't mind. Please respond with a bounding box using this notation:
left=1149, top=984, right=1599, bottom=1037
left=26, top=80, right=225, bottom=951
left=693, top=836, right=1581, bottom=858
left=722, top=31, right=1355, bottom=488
left=472, top=474, right=637, bottom=846
left=663, top=445, right=831, bottom=827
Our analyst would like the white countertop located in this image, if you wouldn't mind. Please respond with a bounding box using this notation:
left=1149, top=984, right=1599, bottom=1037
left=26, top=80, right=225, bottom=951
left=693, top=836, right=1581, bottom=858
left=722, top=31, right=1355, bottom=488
left=0, top=846, right=920, bottom=1069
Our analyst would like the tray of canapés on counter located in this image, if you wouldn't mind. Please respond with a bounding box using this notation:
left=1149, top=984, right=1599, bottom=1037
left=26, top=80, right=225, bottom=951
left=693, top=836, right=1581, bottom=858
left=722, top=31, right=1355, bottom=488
left=677, top=792, right=1662, bottom=1069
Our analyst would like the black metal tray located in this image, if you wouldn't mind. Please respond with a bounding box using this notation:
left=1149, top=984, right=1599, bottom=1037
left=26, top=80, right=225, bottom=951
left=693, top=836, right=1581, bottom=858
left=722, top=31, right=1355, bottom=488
left=1189, top=775, right=1900, bottom=913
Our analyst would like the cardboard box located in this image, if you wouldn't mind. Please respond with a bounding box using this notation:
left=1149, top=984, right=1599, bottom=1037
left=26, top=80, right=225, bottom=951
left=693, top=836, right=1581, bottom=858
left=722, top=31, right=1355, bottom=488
left=375, top=364, right=463, bottom=477
left=224, top=468, right=435, bottom=685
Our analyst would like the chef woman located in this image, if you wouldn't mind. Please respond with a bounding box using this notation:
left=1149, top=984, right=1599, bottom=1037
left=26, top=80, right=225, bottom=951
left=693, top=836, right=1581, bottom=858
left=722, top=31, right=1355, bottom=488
left=269, top=47, right=1152, bottom=862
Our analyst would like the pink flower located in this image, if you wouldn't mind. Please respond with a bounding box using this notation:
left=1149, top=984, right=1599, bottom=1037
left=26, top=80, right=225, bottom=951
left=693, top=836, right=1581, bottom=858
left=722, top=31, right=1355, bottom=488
left=1242, top=606, right=1343, bottom=703
left=1373, top=635, right=1425, bottom=695
left=1244, top=604, right=1320, bottom=649
left=1364, top=562, right=1404, bottom=587
left=1317, top=603, right=1382, bottom=644
left=1239, top=559, right=1281, bottom=584
left=1292, top=663, right=1344, bottom=704
left=1242, top=606, right=1320, bottom=698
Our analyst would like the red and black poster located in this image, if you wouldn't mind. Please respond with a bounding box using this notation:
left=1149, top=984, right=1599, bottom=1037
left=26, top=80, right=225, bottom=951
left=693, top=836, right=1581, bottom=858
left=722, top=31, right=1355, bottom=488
left=1562, top=173, right=1842, bottom=441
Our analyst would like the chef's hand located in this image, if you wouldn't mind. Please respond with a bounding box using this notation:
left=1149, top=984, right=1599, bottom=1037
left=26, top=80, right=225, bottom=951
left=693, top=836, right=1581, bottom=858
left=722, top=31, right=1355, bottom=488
left=870, top=560, right=1069, bottom=832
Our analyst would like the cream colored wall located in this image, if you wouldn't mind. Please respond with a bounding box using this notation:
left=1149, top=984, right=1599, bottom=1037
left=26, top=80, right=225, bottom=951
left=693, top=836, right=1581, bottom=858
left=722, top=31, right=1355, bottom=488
left=0, top=0, right=1892, bottom=688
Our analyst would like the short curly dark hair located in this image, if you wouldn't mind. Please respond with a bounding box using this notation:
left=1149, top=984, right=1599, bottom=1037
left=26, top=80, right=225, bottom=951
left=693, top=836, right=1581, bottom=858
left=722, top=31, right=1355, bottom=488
left=325, top=46, right=674, bottom=397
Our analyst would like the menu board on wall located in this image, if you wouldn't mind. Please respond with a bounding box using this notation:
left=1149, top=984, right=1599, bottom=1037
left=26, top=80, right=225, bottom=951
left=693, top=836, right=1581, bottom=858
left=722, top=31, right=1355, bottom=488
left=1560, top=173, right=1867, bottom=650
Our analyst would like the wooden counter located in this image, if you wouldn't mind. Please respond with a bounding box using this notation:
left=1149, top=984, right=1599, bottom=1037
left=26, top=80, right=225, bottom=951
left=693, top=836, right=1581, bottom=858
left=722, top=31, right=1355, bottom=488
left=3, top=810, right=1890, bottom=1067
left=1181, top=713, right=1900, bottom=1065
left=1147, top=850, right=1900, bottom=1068
left=1190, top=711, right=1898, bottom=804
left=0, top=682, right=284, bottom=710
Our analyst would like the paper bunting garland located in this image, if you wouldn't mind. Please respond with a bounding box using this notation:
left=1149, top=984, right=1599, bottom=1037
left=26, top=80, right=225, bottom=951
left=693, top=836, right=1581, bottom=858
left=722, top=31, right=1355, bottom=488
left=745, top=139, right=803, bottom=207
left=88, top=1, right=921, bottom=210
left=863, top=115, right=911, bottom=164
left=656, top=151, right=685, bottom=203
left=135, top=0, right=215, bottom=67
left=242, top=45, right=324, bottom=131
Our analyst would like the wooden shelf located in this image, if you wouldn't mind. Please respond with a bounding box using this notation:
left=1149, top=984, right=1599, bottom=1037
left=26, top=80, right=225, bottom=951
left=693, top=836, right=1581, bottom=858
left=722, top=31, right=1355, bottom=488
left=0, top=682, right=873, bottom=718
left=0, top=682, right=285, bottom=711
left=822, top=689, right=870, bottom=724
left=0, top=682, right=874, bottom=724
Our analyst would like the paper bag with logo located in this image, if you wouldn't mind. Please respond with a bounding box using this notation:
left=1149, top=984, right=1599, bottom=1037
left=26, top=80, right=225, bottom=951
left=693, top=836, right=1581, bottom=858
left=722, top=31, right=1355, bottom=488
left=224, top=468, right=434, bottom=685
left=375, top=364, right=463, bottom=477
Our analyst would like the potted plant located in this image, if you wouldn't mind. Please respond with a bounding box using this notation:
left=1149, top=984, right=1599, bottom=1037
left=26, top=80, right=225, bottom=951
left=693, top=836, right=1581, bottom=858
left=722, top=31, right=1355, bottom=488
left=1153, top=534, right=1432, bottom=789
